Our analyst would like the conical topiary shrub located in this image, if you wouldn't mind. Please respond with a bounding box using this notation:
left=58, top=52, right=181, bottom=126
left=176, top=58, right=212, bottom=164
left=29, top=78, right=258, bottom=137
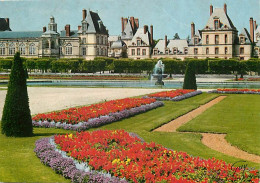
left=1, top=52, right=33, bottom=137
left=183, top=61, right=197, bottom=90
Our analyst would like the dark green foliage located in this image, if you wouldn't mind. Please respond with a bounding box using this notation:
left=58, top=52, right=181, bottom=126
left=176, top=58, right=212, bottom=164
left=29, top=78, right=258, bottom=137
left=1, top=52, right=33, bottom=137
left=183, top=61, right=197, bottom=90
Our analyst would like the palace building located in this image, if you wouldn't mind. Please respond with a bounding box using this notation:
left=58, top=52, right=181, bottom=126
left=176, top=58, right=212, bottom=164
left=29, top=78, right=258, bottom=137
left=152, top=4, right=256, bottom=60
left=0, top=9, right=108, bottom=60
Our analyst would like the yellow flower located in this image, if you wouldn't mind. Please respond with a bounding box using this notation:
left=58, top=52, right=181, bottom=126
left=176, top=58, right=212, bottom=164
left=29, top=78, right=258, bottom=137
left=68, top=134, right=73, bottom=138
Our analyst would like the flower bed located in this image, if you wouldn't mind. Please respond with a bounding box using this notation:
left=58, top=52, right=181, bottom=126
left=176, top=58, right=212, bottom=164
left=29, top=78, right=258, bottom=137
left=145, top=89, right=202, bottom=101
left=32, top=98, right=164, bottom=131
left=209, top=88, right=260, bottom=94
left=34, top=130, right=259, bottom=183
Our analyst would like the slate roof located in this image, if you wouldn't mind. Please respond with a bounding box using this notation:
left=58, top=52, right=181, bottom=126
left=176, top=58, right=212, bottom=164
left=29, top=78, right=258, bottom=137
left=154, top=39, right=188, bottom=54
left=203, top=8, right=236, bottom=30
left=0, top=18, right=11, bottom=31
left=0, top=31, right=42, bottom=38
left=82, top=11, right=108, bottom=34
left=111, top=39, right=126, bottom=49
left=131, top=27, right=150, bottom=46
left=60, top=30, right=78, bottom=38
left=239, top=28, right=252, bottom=44
left=108, top=35, right=119, bottom=42
left=122, top=20, right=134, bottom=40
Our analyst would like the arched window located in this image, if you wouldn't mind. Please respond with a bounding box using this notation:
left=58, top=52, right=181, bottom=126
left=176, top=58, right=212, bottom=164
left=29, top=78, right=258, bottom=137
left=19, top=43, right=26, bottom=55
left=29, top=43, right=36, bottom=55
left=0, top=43, right=5, bottom=55
left=9, top=43, right=15, bottom=55
left=65, top=43, right=72, bottom=55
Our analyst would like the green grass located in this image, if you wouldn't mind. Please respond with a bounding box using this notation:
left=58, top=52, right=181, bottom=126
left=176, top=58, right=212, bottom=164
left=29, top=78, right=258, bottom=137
left=178, top=94, right=260, bottom=156
left=0, top=93, right=259, bottom=182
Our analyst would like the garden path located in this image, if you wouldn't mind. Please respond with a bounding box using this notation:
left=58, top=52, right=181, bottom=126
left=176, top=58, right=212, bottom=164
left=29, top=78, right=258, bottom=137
left=154, top=96, right=260, bottom=163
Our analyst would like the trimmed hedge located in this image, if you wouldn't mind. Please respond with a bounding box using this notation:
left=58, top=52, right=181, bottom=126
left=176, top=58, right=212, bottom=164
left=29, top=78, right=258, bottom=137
left=0, top=57, right=259, bottom=75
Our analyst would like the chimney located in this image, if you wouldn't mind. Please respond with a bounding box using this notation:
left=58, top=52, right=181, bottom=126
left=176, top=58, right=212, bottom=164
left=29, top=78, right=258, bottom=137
left=254, top=20, right=257, bottom=30
left=165, top=35, right=167, bottom=49
left=124, top=18, right=128, bottom=28
left=130, top=17, right=135, bottom=30
left=121, top=17, right=124, bottom=33
left=191, top=22, right=195, bottom=39
left=144, top=25, right=148, bottom=34
left=65, top=24, right=70, bottom=37
left=82, top=9, right=87, bottom=20
left=134, top=18, right=139, bottom=28
left=5, top=18, right=9, bottom=27
left=150, top=25, right=153, bottom=45
left=210, top=5, right=213, bottom=16
left=78, top=25, right=82, bottom=31
left=43, top=26, right=46, bottom=33
left=250, top=17, right=254, bottom=43
left=224, top=3, right=227, bottom=14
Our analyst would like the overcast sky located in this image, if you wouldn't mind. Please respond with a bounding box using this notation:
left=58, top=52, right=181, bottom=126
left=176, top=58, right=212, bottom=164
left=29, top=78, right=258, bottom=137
left=0, top=0, right=259, bottom=40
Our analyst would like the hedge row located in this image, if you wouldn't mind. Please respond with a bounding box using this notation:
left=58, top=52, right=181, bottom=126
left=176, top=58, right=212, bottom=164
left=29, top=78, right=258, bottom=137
left=0, top=57, right=259, bottom=75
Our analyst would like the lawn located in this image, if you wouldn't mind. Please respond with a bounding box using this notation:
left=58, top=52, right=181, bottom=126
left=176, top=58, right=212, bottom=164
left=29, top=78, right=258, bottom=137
left=0, top=93, right=259, bottom=182
left=178, top=94, right=260, bottom=156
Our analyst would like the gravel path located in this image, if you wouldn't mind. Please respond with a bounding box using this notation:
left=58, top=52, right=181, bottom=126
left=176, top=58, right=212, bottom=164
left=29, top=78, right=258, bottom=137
left=154, top=96, right=227, bottom=132
left=0, top=87, right=170, bottom=117
left=154, top=95, right=260, bottom=163
left=201, top=133, right=260, bottom=163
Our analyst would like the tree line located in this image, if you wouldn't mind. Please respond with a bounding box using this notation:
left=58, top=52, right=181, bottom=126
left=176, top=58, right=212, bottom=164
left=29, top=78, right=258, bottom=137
left=0, top=57, right=259, bottom=76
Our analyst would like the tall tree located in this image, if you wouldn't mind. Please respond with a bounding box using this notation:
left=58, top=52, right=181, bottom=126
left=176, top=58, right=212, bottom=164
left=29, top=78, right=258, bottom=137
left=183, top=61, right=197, bottom=90
left=1, top=52, right=33, bottom=137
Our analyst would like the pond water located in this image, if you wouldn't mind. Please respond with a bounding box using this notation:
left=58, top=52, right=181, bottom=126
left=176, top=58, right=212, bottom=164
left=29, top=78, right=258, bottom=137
left=22, top=80, right=260, bottom=89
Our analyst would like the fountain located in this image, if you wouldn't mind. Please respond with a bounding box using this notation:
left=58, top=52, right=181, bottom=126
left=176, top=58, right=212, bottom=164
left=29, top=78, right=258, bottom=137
left=152, top=60, right=168, bottom=85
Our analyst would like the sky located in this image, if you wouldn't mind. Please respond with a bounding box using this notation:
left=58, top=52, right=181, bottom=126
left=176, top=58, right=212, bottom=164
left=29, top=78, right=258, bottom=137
left=0, top=0, right=259, bottom=40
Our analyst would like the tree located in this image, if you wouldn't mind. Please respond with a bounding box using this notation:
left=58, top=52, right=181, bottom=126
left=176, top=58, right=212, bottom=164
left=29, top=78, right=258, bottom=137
left=183, top=61, right=197, bottom=90
left=1, top=52, right=33, bottom=137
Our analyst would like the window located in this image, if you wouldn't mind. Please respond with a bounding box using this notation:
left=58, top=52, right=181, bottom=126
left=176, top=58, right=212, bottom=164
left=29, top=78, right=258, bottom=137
left=215, top=47, right=219, bottom=54
left=96, top=48, right=99, bottom=55
left=82, top=47, right=86, bottom=55
left=142, top=49, right=146, bottom=55
left=240, top=47, right=244, bottom=54
left=60, top=47, right=63, bottom=55
left=44, top=40, right=49, bottom=49
left=206, top=35, right=209, bottom=44
left=184, top=48, right=188, bottom=55
left=51, top=41, right=55, bottom=49
left=206, top=47, right=209, bottom=55
left=214, top=20, right=219, bottom=29
left=19, top=43, right=26, bottom=55
left=82, top=38, right=86, bottom=44
left=154, top=50, right=157, bottom=55
left=194, top=38, right=198, bottom=44
left=194, top=48, right=198, bottom=55
left=240, top=57, right=244, bottom=60
left=165, top=50, right=169, bottom=54
left=82, top=23, right=87, bottom=31
left=9, top=43, right=15, bottom=55
left=103, top=37, right=106, bottom=45
left=29, top=43, right=36, bottom=55
left=65, top=43, right=72, bottom=55
left=100, top=36, right=103, bottom=45
left=240, top=37, right=245, bottom=44
left=173, top=48, right=177, bottom=54
left=225, top=34, right=228, bottom=44
left=96, top=36, right=99, bottom=44
left=137, top=48, right=140, bottom=55
left=0, top=43, right=5, bottom=55
left=131, top=49, right=135, bottom=55
left=225, top=47, right=228, bottom=54
left=137, top=40, right=141, bottom=46
left=215, top=35, right=219, bottom=44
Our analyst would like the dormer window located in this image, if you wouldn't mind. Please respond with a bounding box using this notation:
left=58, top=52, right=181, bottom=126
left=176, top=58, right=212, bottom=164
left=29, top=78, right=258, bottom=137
left=137, top=40, right=141, bottom=46
left=184, top=48, right=188, bottom=54
left=240, top=36, right=245, bottom=44
left=173, top=48, right=177, bottom=54
left=154, top=49, right=158, bottom=55
left=165, top=49, right=169, bottom=54
left=194, top=38, right=198, bottom=44
left=214, top=19, right=219, bottom=29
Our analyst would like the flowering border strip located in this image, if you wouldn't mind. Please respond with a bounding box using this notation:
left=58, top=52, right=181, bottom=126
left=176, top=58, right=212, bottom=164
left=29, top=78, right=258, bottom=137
left=32, top=101, right=164, bottom=131
left=34, top=136, right=127, bottom=183
left=208, top=89, right=260, bottom=94
left=144, top=90, right=202, bottom=101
